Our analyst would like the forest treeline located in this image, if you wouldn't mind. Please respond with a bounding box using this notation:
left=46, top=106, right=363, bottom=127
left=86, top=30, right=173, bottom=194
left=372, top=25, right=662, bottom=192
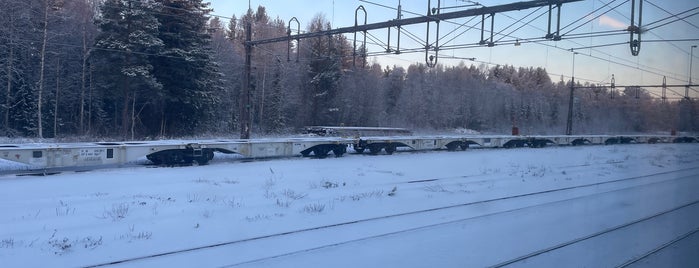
left=0, top=0, right=697, bottom=139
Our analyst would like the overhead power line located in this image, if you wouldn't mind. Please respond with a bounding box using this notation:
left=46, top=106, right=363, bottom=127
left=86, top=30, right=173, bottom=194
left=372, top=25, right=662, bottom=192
left=646, top=0, right=699, bottom=31
left=560, top=0, right=628, bottom=36
left=248, top=0, right=584, bottom=45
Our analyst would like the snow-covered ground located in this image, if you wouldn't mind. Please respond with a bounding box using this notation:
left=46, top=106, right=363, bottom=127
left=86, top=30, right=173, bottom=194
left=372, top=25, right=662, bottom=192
left=1, top=143, right=698, bottom=267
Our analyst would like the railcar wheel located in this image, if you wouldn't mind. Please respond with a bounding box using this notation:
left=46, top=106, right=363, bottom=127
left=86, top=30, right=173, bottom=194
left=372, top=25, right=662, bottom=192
left=313, top=147, right=329, bottom=159
left=164, top=151, right=186, bottom=166
left=147, top=154, right=163, bottom=165
left=333, top=145, right=347, bottom=157
left=530, top=141, right=544, bottom=148
left=368, top=145, right=382, bottom=155
left=446, top=143, right=459, bottom=151
left=194, top=150, right=214, bottom=165
left=385, top=144, right=396, bottom=155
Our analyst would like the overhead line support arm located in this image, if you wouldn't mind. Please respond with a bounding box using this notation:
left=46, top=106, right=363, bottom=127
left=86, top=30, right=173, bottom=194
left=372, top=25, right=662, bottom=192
left=247, top=0, right=583, bottom=46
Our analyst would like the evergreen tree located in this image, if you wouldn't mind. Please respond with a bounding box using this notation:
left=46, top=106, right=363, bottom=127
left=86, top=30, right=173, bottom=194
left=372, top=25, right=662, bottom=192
left=151, top=0, right=222, bottom=136
left=208, top=16, right=242, bottom=134
left=385, top=66, right=405, bottom=118
left=266, top=60, right=286, bottom=133
left=0, top=0, right=37, bottom=136
left=302, top=14, right=345, bottom=126
left=92, top=0, right=163, bottom=138
left=226, top=14, right=238, bottom=42
left=0, top=3, right=693, bottom=138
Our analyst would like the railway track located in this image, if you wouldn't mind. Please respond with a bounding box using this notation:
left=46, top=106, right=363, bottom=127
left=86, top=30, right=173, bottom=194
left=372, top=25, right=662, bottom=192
left=489, top=201, right=699, bottom=267
left=615, top=227, right=699, bottom=268
left=83, top=167, right=699, bottom=267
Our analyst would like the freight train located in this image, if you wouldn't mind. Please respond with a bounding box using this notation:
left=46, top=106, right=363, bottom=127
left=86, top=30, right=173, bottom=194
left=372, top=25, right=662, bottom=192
left=0, top=127, right=696, bottom=170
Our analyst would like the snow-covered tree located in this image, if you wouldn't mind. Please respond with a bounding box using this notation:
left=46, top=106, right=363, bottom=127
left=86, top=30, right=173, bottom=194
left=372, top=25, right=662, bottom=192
left=151, top=0, right=222, bottom=136
left=92, top=0, right=163, bottom=138
left=300, top=14, right=348, bottom=126
left=208, top=16, right=242, bottom=134
left=0, top=3, right=691, bottom=138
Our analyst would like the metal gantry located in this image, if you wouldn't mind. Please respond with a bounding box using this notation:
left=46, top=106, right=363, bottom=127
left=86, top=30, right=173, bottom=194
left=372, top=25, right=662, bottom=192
left=239, top=0, right=583, bottom=138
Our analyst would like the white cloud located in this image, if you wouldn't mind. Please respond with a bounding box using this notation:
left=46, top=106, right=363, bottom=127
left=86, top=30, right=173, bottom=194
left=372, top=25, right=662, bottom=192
left=599, top=15, right=627, bottom=29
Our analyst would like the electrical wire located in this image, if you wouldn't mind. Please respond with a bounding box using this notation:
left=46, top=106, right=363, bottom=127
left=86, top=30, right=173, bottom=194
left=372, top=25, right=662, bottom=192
left=492, top=6, right=544, bottom=43
left=13, top=0, right=698, bottom=99
left=604, top=1, right=691, bottom=58
left=560, top=0, right=628, bottom=36
left=495, top=7, right=549, bottom=43
left=645, top=11, right=699, bottom=32
left=251, top=0, right=684, bottom=90
left=492, top=0, right=697, bottom=87
left=157, top=1, right=699, bottom=95
left=437, top=14, right=479, bottom=47
left=479, top=0, right=691, bottom=85
left=646, top=0, right=699, bottom=31
left=644, top=6, right=699, bottom=28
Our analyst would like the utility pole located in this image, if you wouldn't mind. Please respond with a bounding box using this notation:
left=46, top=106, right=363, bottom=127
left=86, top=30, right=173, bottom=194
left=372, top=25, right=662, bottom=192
left=565, top=51, right=577, bottom=135
left=688, top=45, right=697, bottom=99
left=662, top=76, right=667, bottom=103
left=241, top=21, right=252, bottom=139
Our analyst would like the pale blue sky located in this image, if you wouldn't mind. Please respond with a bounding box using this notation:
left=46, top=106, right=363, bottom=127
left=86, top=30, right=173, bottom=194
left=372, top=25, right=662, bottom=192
left=209, top=0, right=699, bottom=98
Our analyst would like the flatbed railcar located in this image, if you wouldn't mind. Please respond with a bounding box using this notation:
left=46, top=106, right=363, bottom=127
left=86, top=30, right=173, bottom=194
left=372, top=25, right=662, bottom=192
left=0, top=134, right=695, bottom=170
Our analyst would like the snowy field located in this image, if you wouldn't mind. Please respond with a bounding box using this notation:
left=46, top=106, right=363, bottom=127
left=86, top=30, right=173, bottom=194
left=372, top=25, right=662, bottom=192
left=1, top=143, right=698, bottom=267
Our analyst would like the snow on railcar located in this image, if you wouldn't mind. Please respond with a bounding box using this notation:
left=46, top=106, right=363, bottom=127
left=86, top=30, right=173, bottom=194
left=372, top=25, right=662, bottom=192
left=303, top=126, right=412, bottom=137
